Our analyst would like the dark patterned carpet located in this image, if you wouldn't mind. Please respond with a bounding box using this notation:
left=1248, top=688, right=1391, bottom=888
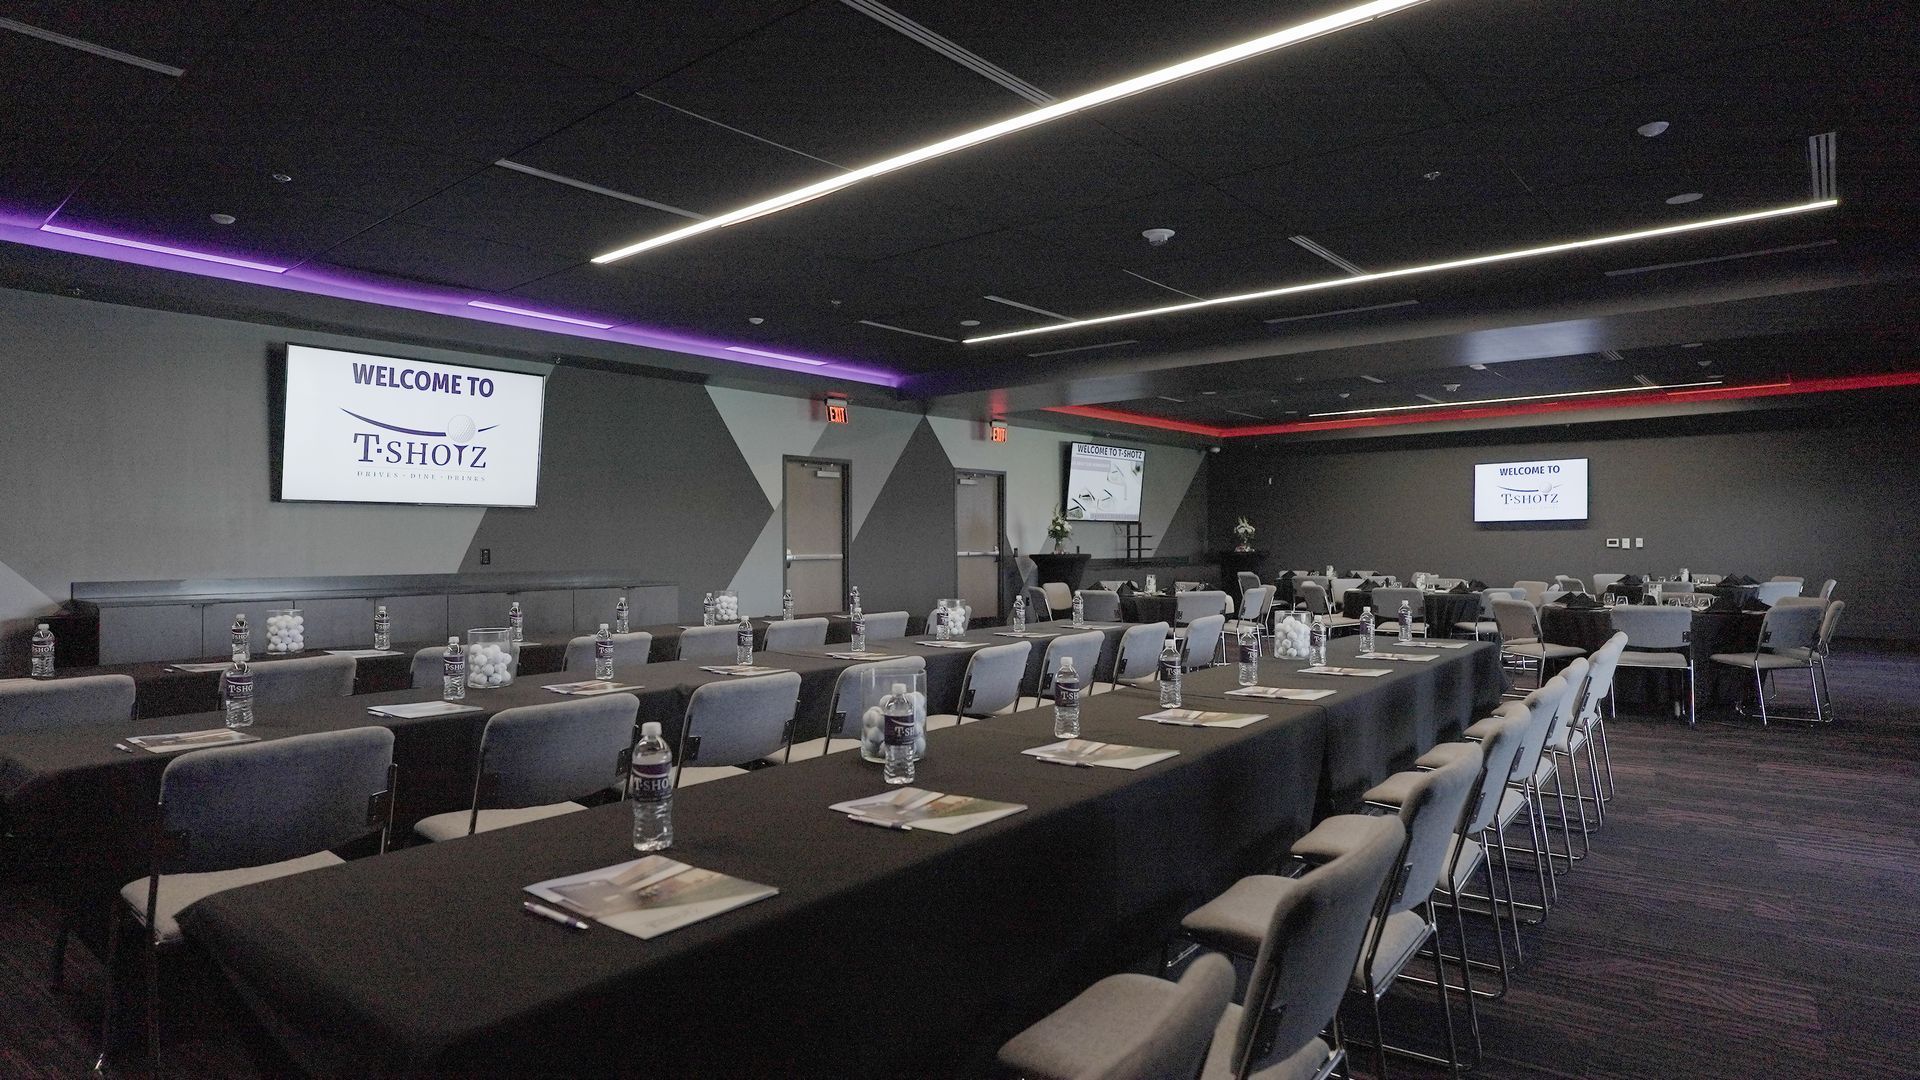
left=3, top=646, right=1914, bottom=1078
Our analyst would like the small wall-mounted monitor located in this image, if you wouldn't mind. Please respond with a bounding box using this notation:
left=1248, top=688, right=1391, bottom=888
left=1473, top=457, right=1589, bottom=522
left=1064, top=442, right=1146, bottom=522
left=276, top=343, right=547, bottom=507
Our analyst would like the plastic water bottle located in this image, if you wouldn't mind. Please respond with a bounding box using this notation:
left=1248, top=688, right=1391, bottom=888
left=1309, top=617, right=1328, bottom=666
left=1159, top=637, right=1183, bottom=708
left=782, top=589, right=795, bottom=621
left=1010, top=594, right=1027, bottom=634
left=1071, top=592, right=1085, bottom=626
left=373, top=605, right=391, bottom=651
left=30, top=623, right=55, bottom=678
left=735, top=617, right=753, bottom=665
left=1053, top=656, right=1081, bottom=738
left=614, top=596, right=630, bottom=635
left=630, top=721, right=673, bottom=851
left=595, top=623, right=615, bottom=680
left=1398, top=599, right=1414, bottom=645
left=223, top=660, right=254, bottom=727
left=851, top=608, right=868, bottom=652
left=1361, top=607, right=1376, bottom=652
left=882, top=683, right=916, bottom=785
left=702, top=592, right=715, bottom=626
left=442, top=636, right=466, bottom=701
left=508, top=601, right=525, bottom=644
left=934, top=605, right=950, bottom=642
left=1237, top=622, right=1259, bottom=686
left=849, top=585, right=861, bottom=614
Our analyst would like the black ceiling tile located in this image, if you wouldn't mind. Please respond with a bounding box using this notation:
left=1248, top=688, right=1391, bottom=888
left=735, top=168, right=998, bottom=262
left=0, top=36, right=179, bottom=216
left=171, top=0, right=630, bottom=161
left=1531, top=155, right=1814, bottom=241
left=1142, top=234, right=1361, bottom=299
left=398, top=167, right=689, bottom=260
left=391, top=1, right=810, bottom=88
left=1301, top=197, right=1563, bottom=270
left=642, top=0, right=1025, bottom=165
left=1018, top=182, right=1293, bottom=265
left=0, top=0, right=253, bottom=68
left=315, top=220, right=580, bottom=293
left=49, top=192, right=386, bottom=267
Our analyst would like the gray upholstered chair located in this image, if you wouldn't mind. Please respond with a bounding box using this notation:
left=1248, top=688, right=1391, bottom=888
left=1029, top=631, right=1105, bottom=709
left=1768, top=575, right=1804, bottom=583
left=1781, top=600, right=1845, bottom=721
left=1545, top=636, right=1623, bottom=857
left=1817, top=578, right=1837, bottom=601
left=674, top=671, right=801, bottom=787
left=410, top=645, right=449, bottom=690
left=1590, top=573, right=1625, bottom=594
left=413, top=695, right=640, bottom=842
left=1753, top=580, right=1803, bottom=606
left=96, top=726, right=395, bottom=1071
left=1224, top=586, right=1274, bottom=638
left=1371, top=587, right=1428, bottom=638
left=1237, top=571, right=1261, bottom=596
left=762, top=616, right=829, bottom=651
left=1513, top=580, right=1550, bottom=606
left=677, top=624, right=741, bottom=662
left=1107, top=622, right=1170, bottom=691
left=1075, top=589, right=1122, bottom=623
left=863, top=610, right=911, bottom=640
left=1175, top=589, right=1231, bottom=625
left=1455, top=587, right=1523, bottom=639
left=562, top=631, right=653, bottom=673
left=1709, top=602, right=1826, bottom=725
left=1491, top=598, right=1585, bottom=687
left=1180, top=613, right=1226, bottom=670
left=1611, top=605, right=1696, bottom=726
left=1021, top=585, right=1053, bottom=622
left=997, top=952, right=1235, bottom=1080
left=786, top=657, right=928, bottom=759
left=1554, top=575, right=1587, bottom=595
left=1295, top=582, right=1361, bottom=631
left=1041, top=582, right=1074, bottom=615
left=1525, top=658, right=1591, bottom=872
left=244, top=653, right=356, bottom=704
left=926, top=642, right=1030, bottom=729
left=0, top=674, right=135, bottom=734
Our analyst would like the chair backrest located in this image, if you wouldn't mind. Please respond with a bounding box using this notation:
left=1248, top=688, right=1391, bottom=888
left=1114, top=622, right=1171, bottom=681
left=1047, top=952, right=1234, bottom=1080
left=1554, top=574, right=1587, bottom=594
left=1578, top=633, right=1628, bottom=725
left=1466, top=705, right=1531, bottom=830
left=863, top=610, right=911, bottom=640
left=410, top=646, right=446, bottom=690
left=676, top=671, right=802, bottom=773
left=1038, top=632, right=1105, bottom=699
left=1182, top=614, right=1225, bottom=670
left=1753, top=580, right=1802, bottom=606
left=677, top=624, right=740, bottom=662
left=156, top=726, right=394, bottom=874
left=1816, top=600, right=1845, bottom=656
left=1176, top=590, right=1230, bottom=624
left=0, top=674, right=136, bottom=734
left=1371, top=587, right=1424, bottom=621
left=1383, top=747, right=1483, bottom=915
left=1756, top=602, right=1823, bottom=657
left=1591, top=573, right=1625, bottom=593
left=1769, top=575, right=1804, bottom=583
left=1021, top=586, right=1052, bottom=621
left=1296, top=581, right=1331, bottom=616
left=826, top=657, right=927, bottom=737
left=1076, top=589, right=1121, bottom=622
left=1547, top=657, right=1591, bottom=750
left=1512, top=679, right=1565, bottom=783
left=1491, top=597, right=1541, bottom=643
left=1478, top=587, right=1525, bottom=619
left=1608, top=604, right=1691, bottom=650
left=471, top=695, right=640, bottom=816
left=1238, top=585, right=1274, bottom=621
left=1514, top=580, right=1550, bottom=606
left=957, top=643, right=1030, bottom=717
left=247, top=654, right=356, bottom=705
left=1236, top=570, right=1261, bottom=594
left=1225, top=815, right=1406, bottom=1079
left=562, top=631, right=653, bottom=673
left=1041, top=582, right=1073, bottom=611
left=763, top=617, right=829, bottom=651
left=1817, top=578, right=1837, bottom=601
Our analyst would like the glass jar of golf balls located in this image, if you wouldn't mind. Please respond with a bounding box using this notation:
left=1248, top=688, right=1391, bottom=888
left=265, top=608, right=305, bottom=654
left=711, top=589, right=741, bottom=622
left=1274, top=613, right=1313, bottom=659
left=466, top=628, right=517, bottom=689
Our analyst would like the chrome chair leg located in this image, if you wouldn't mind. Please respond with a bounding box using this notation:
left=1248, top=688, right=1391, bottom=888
left=93, top=909, right=123, bottom=1072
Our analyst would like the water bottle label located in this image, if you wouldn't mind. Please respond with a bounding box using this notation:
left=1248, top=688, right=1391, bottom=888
left=226, top=676, right=253, bottom=703
left=632, top=761, right=672, bottom=802
left=1055, top=678, right=1079, bottom=708
left=1160, top=658, right=1179, bottom=683
left=853, top=615, right=866, bottom=635
left=737, top=626, right=753, bottom=648
left=1240, top=643, right=1257, bottom=665
left=596, top=640, right=614, bottom=661
left=444, top=657, right=464, bottom=678
left=883, top=709, right=915, bottom=746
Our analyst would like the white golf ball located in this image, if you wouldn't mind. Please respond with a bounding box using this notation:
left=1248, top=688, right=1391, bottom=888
left=446, top=414, right=477, bottom=443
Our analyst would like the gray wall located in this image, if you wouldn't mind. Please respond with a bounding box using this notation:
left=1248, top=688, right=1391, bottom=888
left=1209, top=412, right=1920, bottom=640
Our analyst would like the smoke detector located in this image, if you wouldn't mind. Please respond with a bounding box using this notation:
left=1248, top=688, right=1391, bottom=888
left=1141, top=228, right=1176, bottom=247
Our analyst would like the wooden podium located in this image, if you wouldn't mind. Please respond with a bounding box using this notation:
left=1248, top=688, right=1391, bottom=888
left=1029, top=552, right=1093, bottom=592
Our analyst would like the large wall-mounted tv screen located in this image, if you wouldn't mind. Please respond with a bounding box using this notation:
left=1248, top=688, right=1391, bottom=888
left=1473, top=457, right=1589, bottom=522
left=1064, top=442, right=1146, bottom=522
left=278, top=344, right=546, bottom=507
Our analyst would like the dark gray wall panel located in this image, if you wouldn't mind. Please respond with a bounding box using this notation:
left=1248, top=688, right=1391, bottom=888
left=850, top=420, right=957, bottom=621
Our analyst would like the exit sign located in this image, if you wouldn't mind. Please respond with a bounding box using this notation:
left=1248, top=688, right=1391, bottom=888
left=989, top=420, right=1008, bottom=442
left=825, top=396, right=849, bottom=424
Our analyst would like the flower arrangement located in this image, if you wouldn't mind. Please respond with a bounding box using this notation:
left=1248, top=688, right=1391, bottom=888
left=1233, top=516, right=1256, bottom=551
left=1048, top=507, right=1073, bottom=552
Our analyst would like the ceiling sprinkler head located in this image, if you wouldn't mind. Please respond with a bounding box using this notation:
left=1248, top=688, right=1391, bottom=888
left=1141, top=228, right=1176, bottom=247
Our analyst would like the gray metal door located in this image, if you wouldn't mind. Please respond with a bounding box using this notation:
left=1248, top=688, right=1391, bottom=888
left=784, top=458, right=848, bottom=614
left=955, top=471, right=1003, bottom=619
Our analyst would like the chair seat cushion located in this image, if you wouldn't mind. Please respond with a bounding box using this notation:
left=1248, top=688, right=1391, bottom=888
left=1180, top=875, right=1300, bottom=957
left=414, top=801, right=586, bottom=843
left=1199, top=1017, right=1329, bottom=1080
left=775, top=735, right=863, bottom=762
left=1455, top=620, right=1499, bottom=634
left=122, top=851, right=344, bottom=946
left=1412, top=740, right=1482, bottom=774
left=997, top=971, right=1188, bottom=1080
left=1355, top=909, right=1433, bottom=992
left=1617, top=650, right=1690, bottom=670
left=1290, top=814, right=1387, bottom=861
left=1376, top=620, right=1427, bottom=633
left=1709, top=652, right=1807, bottom=670
left=678, top=765, right=750, bottom=788
left=1506, top=641, right=1587, bottom=660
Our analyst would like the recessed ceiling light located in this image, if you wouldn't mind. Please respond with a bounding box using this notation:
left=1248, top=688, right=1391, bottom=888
left=1422, top=170, right=1442, bottom=181
left=209, top=213, right=236, bottom=225
left=270, top=172, right=292, bottom=183
left=747, top=316, right=764, bottom=324
left=590, top=0, right=1433, bottom=263
left=1308, top=379, right=1723, bottom=417
left=1338, top=392, right=1350, bottom=399
left=1468, top=363, right=1488, bottom=370
left=1637, top=120, right=1671, bottom=137
left=1680, top=342, right=1703, bottom=348
left=1200, top=390, right=1219, bottom=395
left=962, top=199, right=1836, bottom=344
left=959, top=319, right=981, bottom=327
left=1666, top=192, right=1704, bottom=205
left=1142, top=228, right=1176, bottom=246
left=1697, top=359, right=1713, bottom=366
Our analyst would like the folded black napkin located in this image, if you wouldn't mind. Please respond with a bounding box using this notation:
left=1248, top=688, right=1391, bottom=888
left=1718, top=573, right=1746, bottom=587
left=1561, top=593, right=1604, bottom=609
left=1116, top=582, right=1137, bottom=597
left=1355, top=579, right=1376, bottom=593
left=1741, top=598, right=1772, bottom=612
left=1279, top=570, right=1296, bottom=580
left=1621, top=574, right=1643, bottom=586
left=1467, top=579, right=1488, bottom=590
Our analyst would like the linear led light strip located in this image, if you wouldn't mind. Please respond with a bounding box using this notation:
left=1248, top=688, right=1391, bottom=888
left=38, top=224, right=290, bottom=273
left=590, top=0, right=1431, bottom=263
left=1307, top=380, right=1725, bottom=418
left=965, top=199, right=1840, bottom=344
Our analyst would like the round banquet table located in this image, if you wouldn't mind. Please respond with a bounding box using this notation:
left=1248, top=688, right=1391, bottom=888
left=1540, top=603, right=1764, bottom=708
left=1341, top=590, right=1483, bottom=632
left=1120, top=593, right=1178, bottom=624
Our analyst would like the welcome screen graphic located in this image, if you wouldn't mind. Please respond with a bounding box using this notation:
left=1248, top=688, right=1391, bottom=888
left=1472, top=457, right=1589, bottom=522
left=280, top=344, right=546, bottom=506
left=1065, top=443, right=1146, bottom=522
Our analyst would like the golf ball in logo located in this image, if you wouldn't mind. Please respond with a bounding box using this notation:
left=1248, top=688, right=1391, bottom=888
left=446, top=414, right=477, bottom=444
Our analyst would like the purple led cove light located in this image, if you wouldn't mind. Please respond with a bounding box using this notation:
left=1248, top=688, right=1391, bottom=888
left=3, top=214, right=905, bottom=387
left=39, top=223, right=290, bottom=273
left=466, top=300, right=616, bottom=329
left=723, top=345, right=830, bottom=366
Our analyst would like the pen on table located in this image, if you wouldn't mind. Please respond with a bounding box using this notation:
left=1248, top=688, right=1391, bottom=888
left=521, top=900, right=590, bottom=931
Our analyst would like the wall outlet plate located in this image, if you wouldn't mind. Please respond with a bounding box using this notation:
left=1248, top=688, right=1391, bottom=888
left=1606, top=538, right=1621, bottom=548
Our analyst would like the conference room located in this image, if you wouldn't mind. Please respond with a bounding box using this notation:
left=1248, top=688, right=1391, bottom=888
left=2, top=2, right=1915, bottom=1077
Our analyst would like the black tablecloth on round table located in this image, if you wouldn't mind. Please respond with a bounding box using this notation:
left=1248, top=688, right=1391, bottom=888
left=1539, top=604, right=1764, bottom=707
left=1121, top=593, right=1178, bottom=624
left=1340, top=590, right=1483, bottom=632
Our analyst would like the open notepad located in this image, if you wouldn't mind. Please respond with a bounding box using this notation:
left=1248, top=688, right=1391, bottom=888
left=1356, top=651, right=1439, bottom=663
left=123, top=728, right=259, bottom=753
left=1023, top=739, right=1177, bottom=770
left=1139, top=707, right=1268, bottom=729
left=1224, top=685, right=1336, bottom=702
left=526, top=856, right=778, bottom=941
left=830, top=788, right=1026, bottom=834
left=366, top=700, right=484, bottom=719
left=544, top=680, right=644, bottom=696
left=1298, top=666, right=1392, bottom=678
